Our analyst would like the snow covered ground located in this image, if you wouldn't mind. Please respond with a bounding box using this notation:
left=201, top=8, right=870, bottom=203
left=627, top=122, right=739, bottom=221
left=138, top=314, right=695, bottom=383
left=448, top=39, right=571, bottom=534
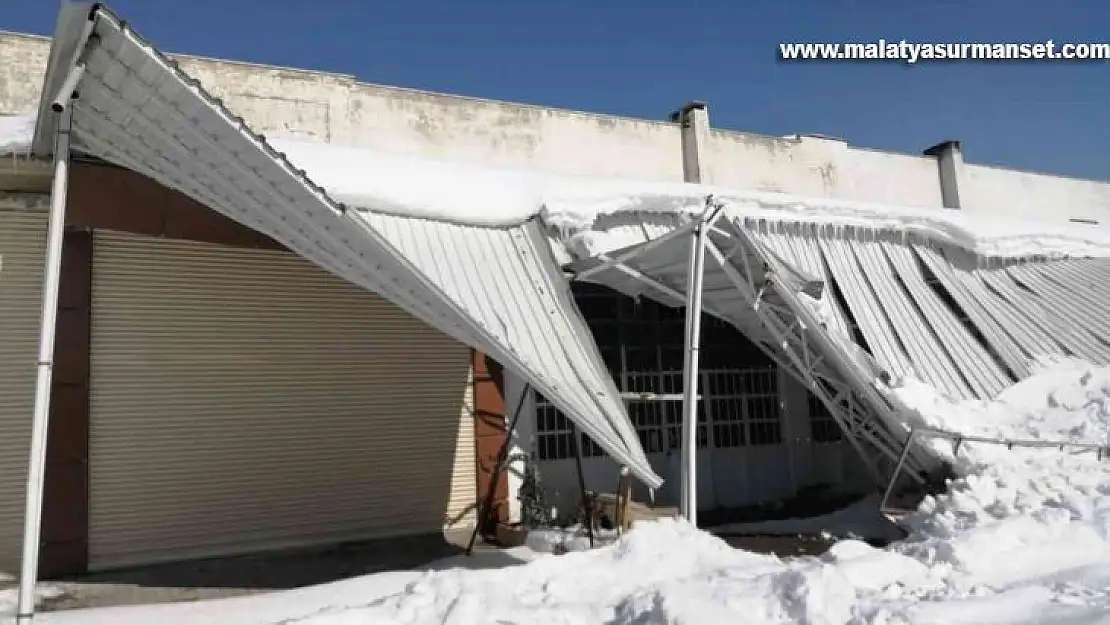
left=4, top=359, right=1110, bottom=624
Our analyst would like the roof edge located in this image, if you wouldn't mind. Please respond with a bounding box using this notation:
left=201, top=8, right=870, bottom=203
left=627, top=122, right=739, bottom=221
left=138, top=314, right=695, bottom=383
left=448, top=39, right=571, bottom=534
left=31, top=1, right=99, bottom=156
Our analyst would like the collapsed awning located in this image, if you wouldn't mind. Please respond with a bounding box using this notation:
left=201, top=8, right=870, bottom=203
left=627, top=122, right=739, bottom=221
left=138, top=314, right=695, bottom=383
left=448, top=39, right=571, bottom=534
left=570, top=205, right=1110, bottom=485
left=34, top=3, right=660, bottom=487
left=748, top=221, right=1110, bottom=400
left=571, top=209, right=940, bottom=487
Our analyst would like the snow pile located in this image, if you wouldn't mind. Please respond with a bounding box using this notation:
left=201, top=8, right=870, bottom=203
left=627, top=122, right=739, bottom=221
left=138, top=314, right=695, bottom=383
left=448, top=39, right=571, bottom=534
left=0, top=113, right=35, bottom=155
left=290, top=521, right=890, bottom=625
left=891, top=356, right=1110, bottom=456
left=886, top=358, right=1110, bottom=609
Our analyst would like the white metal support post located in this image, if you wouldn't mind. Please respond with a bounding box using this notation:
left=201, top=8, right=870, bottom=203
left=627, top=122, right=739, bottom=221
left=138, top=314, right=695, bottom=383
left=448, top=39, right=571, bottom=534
left=679, top=199, right=723, bottom=524
left=16, top=63, right=85, bottom=625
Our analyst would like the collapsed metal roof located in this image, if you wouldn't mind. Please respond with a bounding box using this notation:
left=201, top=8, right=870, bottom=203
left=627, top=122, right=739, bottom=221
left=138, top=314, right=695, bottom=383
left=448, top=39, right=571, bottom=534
left=571, top=208, right=1110, bottom=485
left=35, top=2, right=661, bottom=487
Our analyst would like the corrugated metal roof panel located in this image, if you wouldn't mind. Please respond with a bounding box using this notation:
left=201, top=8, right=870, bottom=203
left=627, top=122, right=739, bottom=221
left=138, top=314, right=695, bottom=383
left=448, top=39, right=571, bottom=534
left=880, top=242, right=1013, bottom=397
left=362, top=212, right=644, bottom=467
left=41, top=6, right=659, bottom=487
left=819, top=236, right=916, bottom=379
left=913, top=244, right=1034, bottom=379
left=1005, top=262, right=1110, bottom=352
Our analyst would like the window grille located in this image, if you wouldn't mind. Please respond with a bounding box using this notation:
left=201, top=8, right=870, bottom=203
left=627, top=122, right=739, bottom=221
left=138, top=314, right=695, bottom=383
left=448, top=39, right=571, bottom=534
left=808, top=391, right=843, bottom=443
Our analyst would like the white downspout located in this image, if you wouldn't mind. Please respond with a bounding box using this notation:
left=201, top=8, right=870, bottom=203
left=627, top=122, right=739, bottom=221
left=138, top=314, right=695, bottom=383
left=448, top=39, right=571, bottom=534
left=679, top=198, right=723, bottom=525
left=16, top=62, right=85, bottom=625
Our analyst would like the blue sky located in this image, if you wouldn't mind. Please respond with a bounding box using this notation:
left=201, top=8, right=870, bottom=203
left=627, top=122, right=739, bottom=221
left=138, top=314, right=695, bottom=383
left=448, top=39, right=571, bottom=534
left=6, top=0, right=1108, bottom=180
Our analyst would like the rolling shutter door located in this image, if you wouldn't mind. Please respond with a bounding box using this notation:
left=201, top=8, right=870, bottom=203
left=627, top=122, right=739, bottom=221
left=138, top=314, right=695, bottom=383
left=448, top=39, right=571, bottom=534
left=89, top=231, right=474, bottom=570
left=0, top=206, right=46, bottom=571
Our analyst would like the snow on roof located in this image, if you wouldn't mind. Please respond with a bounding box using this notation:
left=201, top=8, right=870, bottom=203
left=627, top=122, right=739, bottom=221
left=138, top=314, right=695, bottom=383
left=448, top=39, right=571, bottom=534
left=545, top=189, right=1110, bottom=261
left=272, top=137, right=1110, bottom=260
left=0, top=113, right=35, bottom=156
left=269, top=137, right=701, bottom=227
left=9, top=101, right=1108, bottom=260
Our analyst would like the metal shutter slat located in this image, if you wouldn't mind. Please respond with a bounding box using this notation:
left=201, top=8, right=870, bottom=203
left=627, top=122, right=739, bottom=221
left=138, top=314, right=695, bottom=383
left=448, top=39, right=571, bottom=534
left=0, top=205, right=47, bottom=571
left=90, top=231, right=474, bottom=570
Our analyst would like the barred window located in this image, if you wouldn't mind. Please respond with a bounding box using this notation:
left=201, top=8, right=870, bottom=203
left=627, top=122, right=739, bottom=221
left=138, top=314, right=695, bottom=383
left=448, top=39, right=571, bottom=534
left=536, top=284, right=782, bottom=461
left=535, top=394, right=605, bottom=461
left=625, top=371, right=680, bottom=453
left=808, top=392, right=843, bottom=443
left=707, top=367, right=782, bottom=448
left=628, top=402, right=673, bottom=453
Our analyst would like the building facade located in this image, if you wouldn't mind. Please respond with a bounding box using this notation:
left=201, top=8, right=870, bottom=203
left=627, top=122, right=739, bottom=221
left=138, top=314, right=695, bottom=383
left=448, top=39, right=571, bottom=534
left=1, top=24, right=1109, bottom=575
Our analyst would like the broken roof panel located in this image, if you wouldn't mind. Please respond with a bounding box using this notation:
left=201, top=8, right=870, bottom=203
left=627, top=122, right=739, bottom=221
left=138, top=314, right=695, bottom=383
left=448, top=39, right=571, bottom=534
left=36, top=3, right=660, bottom=487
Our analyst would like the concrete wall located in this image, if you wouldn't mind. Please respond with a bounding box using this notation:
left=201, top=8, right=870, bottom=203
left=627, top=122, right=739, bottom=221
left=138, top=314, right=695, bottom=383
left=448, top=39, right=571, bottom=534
left=0, top=32, right=49, bottom=115
left=172, top=52, right=686, bottom=181
left=706, top=131, right=945, bottom=208
left=342, top=84, right=683, bottom=180
left=3, top=29, right=1109, bottom=223
left=962, top=163, right=1110, bottom=225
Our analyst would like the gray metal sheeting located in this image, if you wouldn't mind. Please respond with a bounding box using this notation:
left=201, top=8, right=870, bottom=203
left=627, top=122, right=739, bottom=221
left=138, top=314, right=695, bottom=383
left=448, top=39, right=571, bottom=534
left=880, top=243, right=1011, bottom=398
left=819, top=236, right=918, bottom=382
left=49, top=7, right=660, bottom=487
left=753, top=226, right=853, bottom=339
left=574, top=218, right=940, bottom=482
left=915, top=245, right=1036, bottom=378
left=749, top=225, right=1110, bottom=399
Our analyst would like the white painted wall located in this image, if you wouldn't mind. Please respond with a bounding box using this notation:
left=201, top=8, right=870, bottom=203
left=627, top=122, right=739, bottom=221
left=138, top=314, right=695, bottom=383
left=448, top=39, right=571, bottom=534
left=961, top=163, right=1110, bottom=225
left=0, top=31, right=49, bottom=115
left=343, top=84, right=684, bottom=180
left=706, top=131, right=944, bottom=208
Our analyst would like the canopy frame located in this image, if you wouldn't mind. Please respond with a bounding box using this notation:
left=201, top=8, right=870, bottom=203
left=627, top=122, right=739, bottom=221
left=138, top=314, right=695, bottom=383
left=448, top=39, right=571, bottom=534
left=571, top=203, right=941, bottom=517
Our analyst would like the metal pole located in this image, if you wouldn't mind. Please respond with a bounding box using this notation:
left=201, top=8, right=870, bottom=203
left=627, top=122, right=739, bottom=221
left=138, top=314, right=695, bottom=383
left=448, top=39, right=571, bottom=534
left=16, top=105, right=73, bottom=625
left=679, top=237, right=696, bottom=520
left=679, top=199, right=721, bottom=525
left=569, top=422, right=595, bottom=548
left=879, top=429, right=917, bottom=513
left=466, top=383, right=531, bottom=556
